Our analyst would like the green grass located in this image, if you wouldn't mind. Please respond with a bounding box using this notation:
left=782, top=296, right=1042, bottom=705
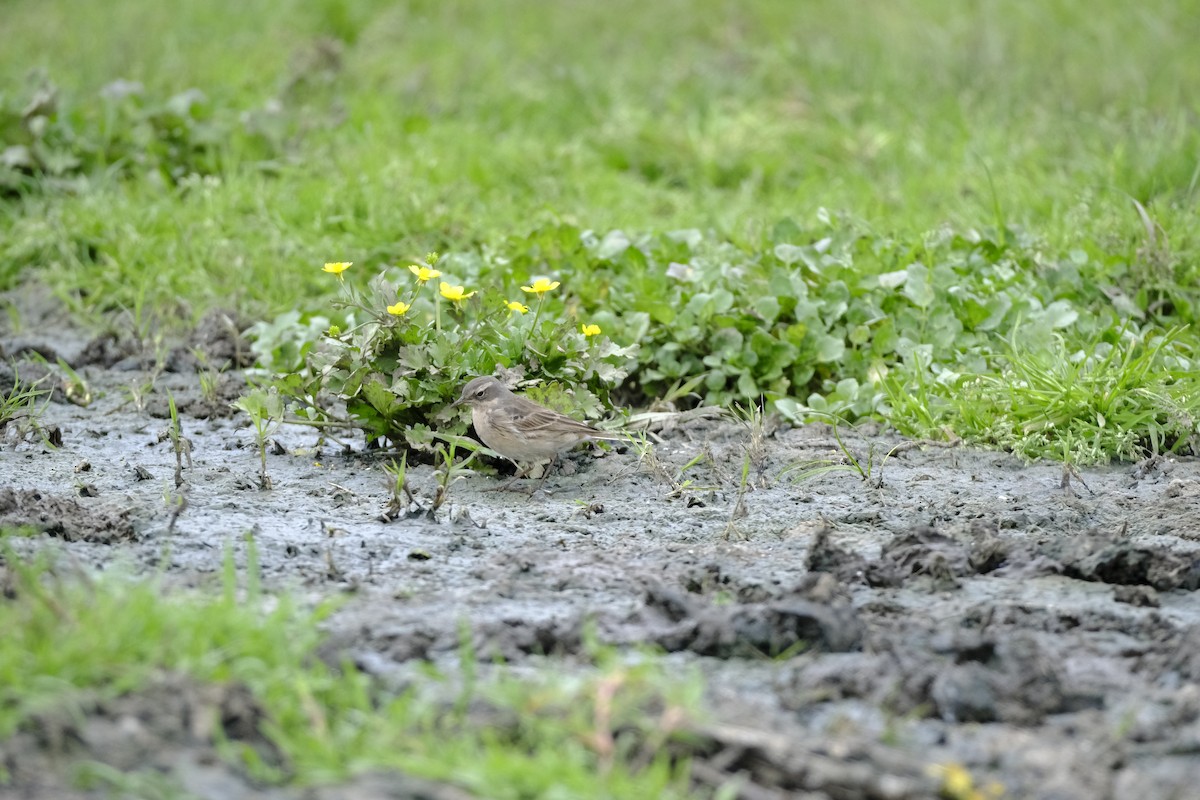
left=0, top=364, right=50, bottom=438
left=886, top=326, right=1200, bottom=463
left=4, top=0, right=1199, bottom=314
left=0, top=543, right=698, bottom=796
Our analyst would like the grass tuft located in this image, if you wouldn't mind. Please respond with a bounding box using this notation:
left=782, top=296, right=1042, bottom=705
left=0, top=543, right=699, bottom=795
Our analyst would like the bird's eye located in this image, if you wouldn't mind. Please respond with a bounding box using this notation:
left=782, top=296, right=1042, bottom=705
left=475, top=389, right=486, bottom=398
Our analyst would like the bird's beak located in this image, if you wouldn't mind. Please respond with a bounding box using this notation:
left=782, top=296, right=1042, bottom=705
left=450, top=396, right=466, bottom=409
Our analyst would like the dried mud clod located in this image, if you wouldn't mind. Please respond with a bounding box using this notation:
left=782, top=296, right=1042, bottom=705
left=683, top=722, right=938, bottom=800
left=784, top=624, right=1105, bottom=726
left=76, top=329, right=143, bottom=369
left=1049, top=533, right=1200, bottom=591
left=923, top=632, right=1091, bottom=725
left=0, top=360, right=16, bottom=396
left=805, top=525, right=872, bottom=583
left=180, top=308, right=256, bottom=371
left=0, top=487, right=137, bottom=543
left=1158, top=625, right=1200, bottom=682
left=644, top=578, right=864, bottom=657
left=156, top=371, right=248, bottom=420
left=810, top=523, right=1200, bottom=593
left=72, top=309, right=254, bottom=374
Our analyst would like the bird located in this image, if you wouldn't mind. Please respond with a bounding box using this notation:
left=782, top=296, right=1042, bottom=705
left=450, top=376, right=621, bottom=491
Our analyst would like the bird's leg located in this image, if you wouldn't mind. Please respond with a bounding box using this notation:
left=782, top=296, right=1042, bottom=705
left=527, top=455, right=558, bottom=496
left=485, top=461, right=537, bottom=493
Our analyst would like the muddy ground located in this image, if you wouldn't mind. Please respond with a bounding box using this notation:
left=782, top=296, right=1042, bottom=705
left=2, top=296, right=1199, bottom=800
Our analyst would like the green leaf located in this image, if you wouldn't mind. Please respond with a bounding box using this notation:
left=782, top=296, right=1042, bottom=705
left=774, top=397, right=804, bottom=422
left=736, top=371, right=759, bottom=398
left=814, top=334, right=845, bottom=363
left=707, top=328, right=744, bottom=361
left=925, top=304, right=961, bottom=346
left=903, top=263, right=934, bottom=308
left=819, top=280, right=850, bottom=321
left=774, top=243, right=805, bottom=265
left=770, top=218, right=804, bottom=244
left=1042, top=299, right=1079, bottom=329
left=754, top=296, right=781, bottom=325
left=712, top=288, right=735, bottom=313
left=596, top=230, right=631, bottom=260
left=363, top=379, right=401, bottom=417
left=666, top=228, right=703, bottom=250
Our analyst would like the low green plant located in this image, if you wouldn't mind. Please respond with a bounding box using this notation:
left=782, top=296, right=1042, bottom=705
left=671, top=448, right=720, bottom=498
left=41, top=356, right=92, bottom=407
left=889, top=326, right=1200, bottom=464
left=493, top=220, right=1097, bottom=414
left=732, top=402, right=771, bottom=488
left=165, top=392, right=191, bottom=484
left=0, top=540, right=315, bottom=743
left=493, top=220, right=1199, bottom=466
left=0, top=364, right=50, bottom=438
left=428, top=435, right=482, bottom=514
left=623, top=434, right=716, bottom=501
left=20, top=353, right=92, bottom=407
left=0, top=71, right=288, bottom=197
left=268, top=254, right=637, bottom=451
left=722, top=452, right=752, bottom=541
left=379, top=453, right=414, bottom=521
left=192, top=348, right=223, bottom=404
left=241, top=216, right=1200, bottom=466
left=233, top=387, right=284, bottom=488
left=781, top=413, right=902, bottom=488
left=246, top=310, right=330, bottom=377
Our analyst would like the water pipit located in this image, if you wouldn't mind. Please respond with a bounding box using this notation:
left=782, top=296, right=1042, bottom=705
left=451, top=376, right=620, bottom=491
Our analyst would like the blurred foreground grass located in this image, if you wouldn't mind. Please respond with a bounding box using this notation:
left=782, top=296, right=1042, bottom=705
left=0, top=542, right=696, bottom=795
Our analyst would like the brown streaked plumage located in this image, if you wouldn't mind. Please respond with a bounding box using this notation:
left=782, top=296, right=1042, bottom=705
left=451, top=376, right=619, bottom=486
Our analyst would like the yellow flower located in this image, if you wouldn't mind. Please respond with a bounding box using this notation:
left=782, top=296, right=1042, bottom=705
left=581, top=323, right=602, bottom=337
left=942, top=765, right=974, bottom=797
left=323, top=261, right=352, bottom=276
left=387, top=300, right=411, bottom=316
left=409, top=264, right=443, bottom=283
left=928, top=763, right=998, bottom=800
left=439, top=282, right=476, bottom=302
left=521, top=277, right=560, bottom=294
left=506, top=300, right=530, bottom=314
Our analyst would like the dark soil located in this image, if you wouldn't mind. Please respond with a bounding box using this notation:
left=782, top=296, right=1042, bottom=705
left=3, top=295, right=1200, bottom=799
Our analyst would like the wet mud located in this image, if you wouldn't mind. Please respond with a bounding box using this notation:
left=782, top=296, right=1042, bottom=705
left=3, top=303, right=1200, bottom=799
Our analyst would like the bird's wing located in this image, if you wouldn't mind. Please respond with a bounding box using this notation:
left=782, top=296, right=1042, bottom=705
left=489, top=394, right=620, bottom=440
left=511, top=405, right=598, bottom=435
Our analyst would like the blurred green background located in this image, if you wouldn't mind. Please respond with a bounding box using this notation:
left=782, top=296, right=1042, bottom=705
left=3, top=0, right=1197, bottom=321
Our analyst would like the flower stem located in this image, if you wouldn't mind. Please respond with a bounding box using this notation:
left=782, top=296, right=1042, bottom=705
left=527, top=294, right=546, bottom=342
